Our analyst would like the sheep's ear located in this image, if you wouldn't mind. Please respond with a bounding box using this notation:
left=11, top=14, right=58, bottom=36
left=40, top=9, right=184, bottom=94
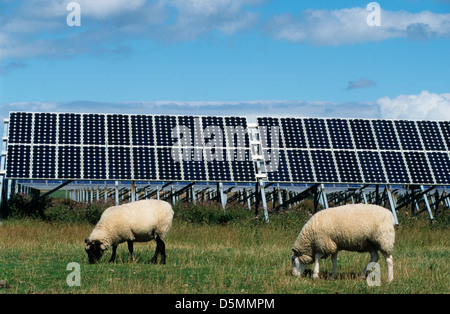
left=85, top=238, right=89, bottom=244
left=292, top=248, right=300, bottom=256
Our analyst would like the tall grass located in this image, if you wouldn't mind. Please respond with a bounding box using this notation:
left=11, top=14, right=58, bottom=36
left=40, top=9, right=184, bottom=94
left=0, top=198, right=449, bottom=294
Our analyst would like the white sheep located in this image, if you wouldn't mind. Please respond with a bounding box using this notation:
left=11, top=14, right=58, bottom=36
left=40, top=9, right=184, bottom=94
left=85, top=199, right=174, bottom=264
left=291, top=204, right=395, bottom=282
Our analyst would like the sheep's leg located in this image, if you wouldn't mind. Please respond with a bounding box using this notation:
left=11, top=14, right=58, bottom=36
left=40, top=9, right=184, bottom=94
left=313, top=253, right=323, bottom=280
left=150, top=237, right=160, bottom=264
left=329, top=253, right=338, bottom=280
left=157, top=236, right=166, bottom=265
left=127, top=241, right=135, bottom=262
left=363, top=250, right=379, bottom=278
left=381, top=251, right=394, bottom=283
left=109, top=245, right=117, bottom=263
left=151, top=236, right=166, bottom=265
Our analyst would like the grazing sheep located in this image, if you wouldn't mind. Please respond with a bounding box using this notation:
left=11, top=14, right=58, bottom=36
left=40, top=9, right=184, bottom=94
left=291, top=204, right=395, bottom=282
left=85, top=199, right=173, bottom=264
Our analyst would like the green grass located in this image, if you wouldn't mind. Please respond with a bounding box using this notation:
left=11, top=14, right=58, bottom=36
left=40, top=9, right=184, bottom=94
left=0, top=207, right=449, bottom=294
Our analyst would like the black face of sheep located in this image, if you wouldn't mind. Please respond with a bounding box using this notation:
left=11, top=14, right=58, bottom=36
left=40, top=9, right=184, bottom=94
left=85, top=239, right=105, bottom=264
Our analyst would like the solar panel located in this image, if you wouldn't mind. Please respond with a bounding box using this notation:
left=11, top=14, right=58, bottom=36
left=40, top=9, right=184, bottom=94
left=327, top=119, right=353, bottom=149
left=304, top=118, right=330, bottom=149
left=257, top=116, right=450, bottom=185
left=6, top=112, right=256, bottom=183
left=350, top=119, right=377, bottom=150
left=395, top=120, right=423, bottom=151
left=287, top=150, right=314, bottom=182
left=372, top=120, right=400, bottom=150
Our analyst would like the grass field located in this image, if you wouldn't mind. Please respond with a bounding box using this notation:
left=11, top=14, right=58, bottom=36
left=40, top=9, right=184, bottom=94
left=0, top=204, right=449, bottom=294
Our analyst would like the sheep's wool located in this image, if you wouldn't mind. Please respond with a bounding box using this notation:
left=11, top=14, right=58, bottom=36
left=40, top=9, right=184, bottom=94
left=88, top=199, right=174, bottom=249
left=294, top=204, right=395, bottom=257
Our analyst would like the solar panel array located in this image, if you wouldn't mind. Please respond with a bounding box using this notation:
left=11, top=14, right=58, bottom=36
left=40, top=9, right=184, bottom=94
left=258, top=117, right=450, bottom=185
left=6, top=112, right=255, bottom=182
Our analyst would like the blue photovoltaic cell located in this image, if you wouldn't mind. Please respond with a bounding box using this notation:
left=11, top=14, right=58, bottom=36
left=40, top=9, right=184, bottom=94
left=32, top=145, right=56, bottom=179
left=281, top=118, right=307, bottom=149
left=357, top=151, right=386, bottom=183
left=83, top=114, right=105, bottom=145
left=83, top=146, right=106, bottom=179
left=6, top=145, right=31, bottom=178
left=155, top=115, right=177, bottom=147
left=438, top=121, right=450, bottom=150
left=427, top=152, right=450, bottom=184
left=58, top=146, right=81, bottom=179
left=182, top=147, right=207, bottom=181
left=34, top=113, right=57, bottom=144
left=350, top=119, right=377, bottom=150
left=225, top=117, right=250, bottom=148
left=8, top=112, right=33, bottom=144
left=257, top=117, right=283, bottom=148
left=178, top=116, right=203, bottom=147
left=133, top=147, right=157, bottom=180
left=334, top=150, right=362, bottom=183
left=327, top=119, right=353, bottom=149
left=206, top=148, right=231, bottom=182
left=108, top=146, right=131, bottom=180
left=59, top=113, right=81, bottom=145
left=157, top=147, right=182, bottom=181
left=107, top=114, right=130, bottom=146
left=230, top=149, right=256, bottom=182
left=381, top=151, right=410, bottom=184
left=310, top=150, right=338, bottom=183
left=287, top=150, right=314, bottom=182
left=395, top=120, right=423, bottom=151
left=131, top=115, right=154, bottom=146
left=372, top=120, right=400, bottom=150
left=404, top=151, right=434, bottom=184
left=304, top=118, right=330, bottom=149
left=203, top=116, right=226, bottom=148
left=263, top=149, right=290, bottom=182
left=417, top=121, right=446, bottom=151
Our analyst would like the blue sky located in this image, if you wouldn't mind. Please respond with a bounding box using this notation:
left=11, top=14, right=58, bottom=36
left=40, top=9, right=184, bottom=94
left=1, top=0, right=449, bottom=123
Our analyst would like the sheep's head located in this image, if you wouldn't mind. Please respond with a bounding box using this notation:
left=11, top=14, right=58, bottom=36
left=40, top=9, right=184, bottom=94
left=291, top=248, right=311, bottom=277
left=85, top=239, right=106, bottom=264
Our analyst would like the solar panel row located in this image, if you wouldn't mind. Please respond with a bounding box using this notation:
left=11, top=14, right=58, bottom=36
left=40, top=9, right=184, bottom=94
left=6, top=112, right=255, bottom=182
left=257, top=117, right=450, bottom=185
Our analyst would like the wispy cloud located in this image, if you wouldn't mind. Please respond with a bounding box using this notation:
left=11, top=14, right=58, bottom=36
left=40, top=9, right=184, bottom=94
left=4, top=91, right=448, bottom=123
left=0, top=0, right=263, bottom=63
left=265, top=7, right=450, bottom=46
left=0, top=99, right=382, bottom=124
left=346, top=77, right=377, bottom=90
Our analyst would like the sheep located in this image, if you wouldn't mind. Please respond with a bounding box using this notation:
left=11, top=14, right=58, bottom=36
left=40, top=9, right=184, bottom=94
left=85, top=199, right=174, bottom=264
left=291, top=204, right=395, bottom=282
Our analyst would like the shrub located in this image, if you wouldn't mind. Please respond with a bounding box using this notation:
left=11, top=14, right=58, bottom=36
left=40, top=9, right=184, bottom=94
left=43, top=199, right=112, bottom=224
left=174, top=200, right=253, bottom=225
left=4, top=193, right=51, bottom=219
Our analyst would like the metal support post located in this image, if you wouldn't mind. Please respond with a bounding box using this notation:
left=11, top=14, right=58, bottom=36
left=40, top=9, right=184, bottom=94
left=320, top=184, right=329, bottom=209
left=115, top=181, right=119, bottom=206
left=260, top=180, right=269, bottom=223
left=420, top=185, right=434, bottom=221
left=131, top=181, right=136, bottom=203
left=386, top=186, right=399, bottom=225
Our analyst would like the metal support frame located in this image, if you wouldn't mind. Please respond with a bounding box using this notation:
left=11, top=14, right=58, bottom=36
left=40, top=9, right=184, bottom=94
left=420, top=185, right=434, bottom=221
left=385, top=186, right=399, bottom=225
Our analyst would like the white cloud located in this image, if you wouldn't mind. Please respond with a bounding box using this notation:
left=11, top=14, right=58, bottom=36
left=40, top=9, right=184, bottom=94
left=378, top=90, right=450, bottom=120
left=0, top=0, right=263, bottom=63
left=266, top=7, right=450, bottom=46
